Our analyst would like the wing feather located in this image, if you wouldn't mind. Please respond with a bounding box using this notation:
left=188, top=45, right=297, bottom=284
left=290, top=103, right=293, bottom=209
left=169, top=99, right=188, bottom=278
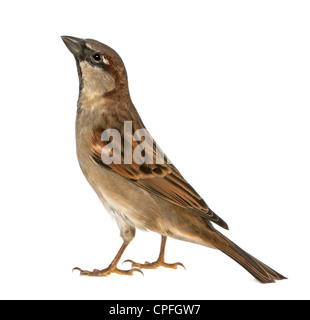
left=90, top=110, right=228, bottom=229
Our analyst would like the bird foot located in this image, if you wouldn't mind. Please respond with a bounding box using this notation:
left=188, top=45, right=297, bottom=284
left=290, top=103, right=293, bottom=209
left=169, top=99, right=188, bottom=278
left=123, top=259, right=185, bottom=270
left=72, top=265, right=144, bottom=277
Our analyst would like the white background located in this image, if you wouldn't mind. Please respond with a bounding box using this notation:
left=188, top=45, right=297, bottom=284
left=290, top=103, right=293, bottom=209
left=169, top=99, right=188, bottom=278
left=0, top=0, right=309, bottom=300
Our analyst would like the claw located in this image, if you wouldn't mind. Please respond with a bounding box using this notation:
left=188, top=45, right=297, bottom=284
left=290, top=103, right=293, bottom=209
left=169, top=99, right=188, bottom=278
left=130, top=268, right=144, bottom=276
left=173, top=262, right=186, bottom=270
left=122, top=259, right=135, bottom=266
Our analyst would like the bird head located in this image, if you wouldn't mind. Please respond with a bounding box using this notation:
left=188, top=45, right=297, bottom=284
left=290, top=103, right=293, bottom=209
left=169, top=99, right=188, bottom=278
left=61, top=36, right=129, bottom=99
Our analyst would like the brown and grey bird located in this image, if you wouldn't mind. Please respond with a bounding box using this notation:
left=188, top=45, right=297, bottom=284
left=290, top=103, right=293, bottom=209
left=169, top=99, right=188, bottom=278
left=61, top=35, right=286, bottom=283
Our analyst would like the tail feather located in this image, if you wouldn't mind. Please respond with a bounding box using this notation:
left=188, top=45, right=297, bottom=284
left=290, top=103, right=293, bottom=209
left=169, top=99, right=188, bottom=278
left=213, top=230, right=286, bottom=283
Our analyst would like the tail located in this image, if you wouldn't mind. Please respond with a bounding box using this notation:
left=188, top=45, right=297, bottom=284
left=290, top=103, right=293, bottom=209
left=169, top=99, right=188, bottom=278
left=213, top=230, right=286, bottom=283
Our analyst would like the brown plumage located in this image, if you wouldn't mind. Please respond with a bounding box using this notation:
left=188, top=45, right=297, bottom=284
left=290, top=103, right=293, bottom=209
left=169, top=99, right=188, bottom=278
left=62, top=36, right=286, bottom=283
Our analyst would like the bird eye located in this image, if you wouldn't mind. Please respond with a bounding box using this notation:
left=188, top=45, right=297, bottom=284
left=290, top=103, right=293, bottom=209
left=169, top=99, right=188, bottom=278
left=93, top=53, right=101, bottom=61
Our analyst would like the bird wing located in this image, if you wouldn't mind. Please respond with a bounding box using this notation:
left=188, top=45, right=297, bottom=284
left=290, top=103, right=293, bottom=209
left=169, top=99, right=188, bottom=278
left=90, top=110, right=228, bottom=230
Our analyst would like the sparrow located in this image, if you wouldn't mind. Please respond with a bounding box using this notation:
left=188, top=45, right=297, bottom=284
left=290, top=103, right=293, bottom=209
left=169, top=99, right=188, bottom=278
left=61, top=35, right=286, bottom=283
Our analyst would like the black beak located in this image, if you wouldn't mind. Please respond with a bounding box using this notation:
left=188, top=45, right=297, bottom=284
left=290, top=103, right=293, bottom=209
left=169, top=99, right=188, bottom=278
left=61, top=36, right=85, bottom=59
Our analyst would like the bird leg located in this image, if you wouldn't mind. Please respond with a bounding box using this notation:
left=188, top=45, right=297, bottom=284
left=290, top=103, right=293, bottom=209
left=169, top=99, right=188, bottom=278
left=73, top=241, right=143, bottom=277
left=124, top=236, right=185, bottom=270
